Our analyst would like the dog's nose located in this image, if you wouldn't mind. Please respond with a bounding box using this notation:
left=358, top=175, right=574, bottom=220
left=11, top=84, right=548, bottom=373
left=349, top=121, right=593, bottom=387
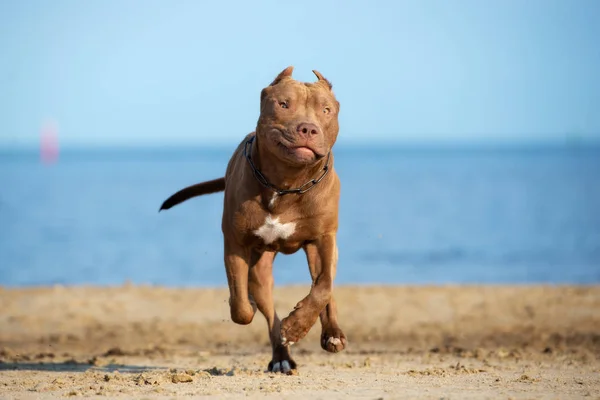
left=296, top=123, right=321, bottom=137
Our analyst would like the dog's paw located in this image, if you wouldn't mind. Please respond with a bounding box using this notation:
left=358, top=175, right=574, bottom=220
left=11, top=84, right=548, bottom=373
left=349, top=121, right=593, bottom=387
left=321, top=326, right=347, bottom=353
left=268, top=359, right=296, bottom=374
left=268, top=346, right=297, bottom=375
left=281, top=307, right=319, bottom=346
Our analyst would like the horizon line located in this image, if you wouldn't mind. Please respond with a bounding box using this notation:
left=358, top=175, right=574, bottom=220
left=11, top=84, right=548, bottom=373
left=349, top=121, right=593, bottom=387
left=2, top=136, right=599, bottom=151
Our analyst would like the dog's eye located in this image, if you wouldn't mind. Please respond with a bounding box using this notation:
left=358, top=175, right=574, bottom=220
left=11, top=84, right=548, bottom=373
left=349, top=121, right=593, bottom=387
left=279, top=101, right=289, bottom=109
left=323, top=107, right=331, bottom=114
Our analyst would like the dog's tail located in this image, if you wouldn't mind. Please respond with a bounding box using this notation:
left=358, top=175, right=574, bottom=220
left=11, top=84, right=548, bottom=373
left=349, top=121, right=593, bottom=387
left=159, top=177, right=225, bottom=211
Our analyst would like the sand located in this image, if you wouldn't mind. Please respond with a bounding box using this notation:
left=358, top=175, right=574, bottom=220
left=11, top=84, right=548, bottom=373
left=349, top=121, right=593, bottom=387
left=0, top=284, right=599, bottom=399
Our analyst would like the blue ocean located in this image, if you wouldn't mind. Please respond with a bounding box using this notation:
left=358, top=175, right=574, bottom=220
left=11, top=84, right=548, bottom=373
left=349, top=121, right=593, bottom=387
left=1, top=144, right=599, bottom=287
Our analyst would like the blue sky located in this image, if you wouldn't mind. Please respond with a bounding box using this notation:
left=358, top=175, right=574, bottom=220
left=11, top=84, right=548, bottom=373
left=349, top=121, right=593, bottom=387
left=1, top=0, right=599, bottom=147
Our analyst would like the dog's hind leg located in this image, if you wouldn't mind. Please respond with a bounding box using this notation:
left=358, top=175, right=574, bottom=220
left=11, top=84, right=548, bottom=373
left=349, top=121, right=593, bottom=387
left=316, top=242, right=347, bottom=353
left=318, top=296, right=347, bottom=353
left=224, top=240, right=257, bottom=325
left=248, top=250, right=296, bottom=374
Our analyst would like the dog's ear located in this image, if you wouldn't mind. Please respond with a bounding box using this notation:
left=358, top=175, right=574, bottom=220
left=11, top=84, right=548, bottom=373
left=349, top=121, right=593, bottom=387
left=312, top=70, right=332, bottom=90
left=270, top=66, right=294, bottom=86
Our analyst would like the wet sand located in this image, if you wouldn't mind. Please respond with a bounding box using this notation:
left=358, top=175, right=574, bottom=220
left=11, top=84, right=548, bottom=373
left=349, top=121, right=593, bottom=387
left=1, top=285, right=599, bottom=399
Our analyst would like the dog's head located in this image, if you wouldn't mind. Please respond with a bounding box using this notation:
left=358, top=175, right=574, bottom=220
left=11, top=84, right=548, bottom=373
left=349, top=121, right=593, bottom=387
left=256, top=66, right=340, bottom=166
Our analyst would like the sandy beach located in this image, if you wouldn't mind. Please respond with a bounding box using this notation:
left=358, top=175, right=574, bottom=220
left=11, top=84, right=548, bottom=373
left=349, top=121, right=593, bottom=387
left=0, top=284, right=599, bottom=399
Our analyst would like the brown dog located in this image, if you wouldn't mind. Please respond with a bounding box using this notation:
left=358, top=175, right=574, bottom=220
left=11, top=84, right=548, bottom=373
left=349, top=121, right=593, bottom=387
left=160, top=66, right=346, bottom=373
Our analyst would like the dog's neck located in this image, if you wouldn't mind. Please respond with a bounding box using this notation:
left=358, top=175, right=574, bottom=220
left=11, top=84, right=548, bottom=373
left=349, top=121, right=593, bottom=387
left=251, top=135, right=332, bottom=196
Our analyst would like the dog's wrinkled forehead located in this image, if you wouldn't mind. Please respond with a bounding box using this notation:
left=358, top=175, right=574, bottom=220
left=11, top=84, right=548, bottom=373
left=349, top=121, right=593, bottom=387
left=260, top=66, right=338, bottom=107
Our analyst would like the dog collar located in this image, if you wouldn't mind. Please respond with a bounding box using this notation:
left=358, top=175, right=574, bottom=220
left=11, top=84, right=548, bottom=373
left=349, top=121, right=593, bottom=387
left=243, top=136, right=331, bottom=196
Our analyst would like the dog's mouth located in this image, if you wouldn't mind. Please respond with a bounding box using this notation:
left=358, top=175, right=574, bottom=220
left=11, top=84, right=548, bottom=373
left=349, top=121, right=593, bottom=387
left=273, top=130, right=326, bottom=160
left=277, top=141, right=325, bottom=160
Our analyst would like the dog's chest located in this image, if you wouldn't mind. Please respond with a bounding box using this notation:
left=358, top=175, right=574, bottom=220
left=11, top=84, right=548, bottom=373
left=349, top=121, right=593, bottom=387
left=253, top=215, right=296, bottom=245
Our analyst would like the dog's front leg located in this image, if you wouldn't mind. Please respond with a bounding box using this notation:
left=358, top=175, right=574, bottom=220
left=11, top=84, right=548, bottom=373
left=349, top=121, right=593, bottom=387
left=224, top=239, right=257, bottom=325
left=280, top=233, right=337, bottom=345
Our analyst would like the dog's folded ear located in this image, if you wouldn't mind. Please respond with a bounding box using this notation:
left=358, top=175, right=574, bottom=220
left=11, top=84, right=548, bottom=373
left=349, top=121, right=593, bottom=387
left=312, top=70, right=332, bottom=90
left=270, top=66, right=294, bottom=86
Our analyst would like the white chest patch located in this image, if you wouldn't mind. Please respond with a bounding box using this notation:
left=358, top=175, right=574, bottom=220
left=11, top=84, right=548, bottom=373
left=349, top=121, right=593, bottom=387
left=254, top=215, right=296, bottom=244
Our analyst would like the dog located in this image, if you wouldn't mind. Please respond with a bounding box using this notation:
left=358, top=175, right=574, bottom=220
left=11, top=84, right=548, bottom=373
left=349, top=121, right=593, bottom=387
left=160, top=66, right=346, bottom=373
